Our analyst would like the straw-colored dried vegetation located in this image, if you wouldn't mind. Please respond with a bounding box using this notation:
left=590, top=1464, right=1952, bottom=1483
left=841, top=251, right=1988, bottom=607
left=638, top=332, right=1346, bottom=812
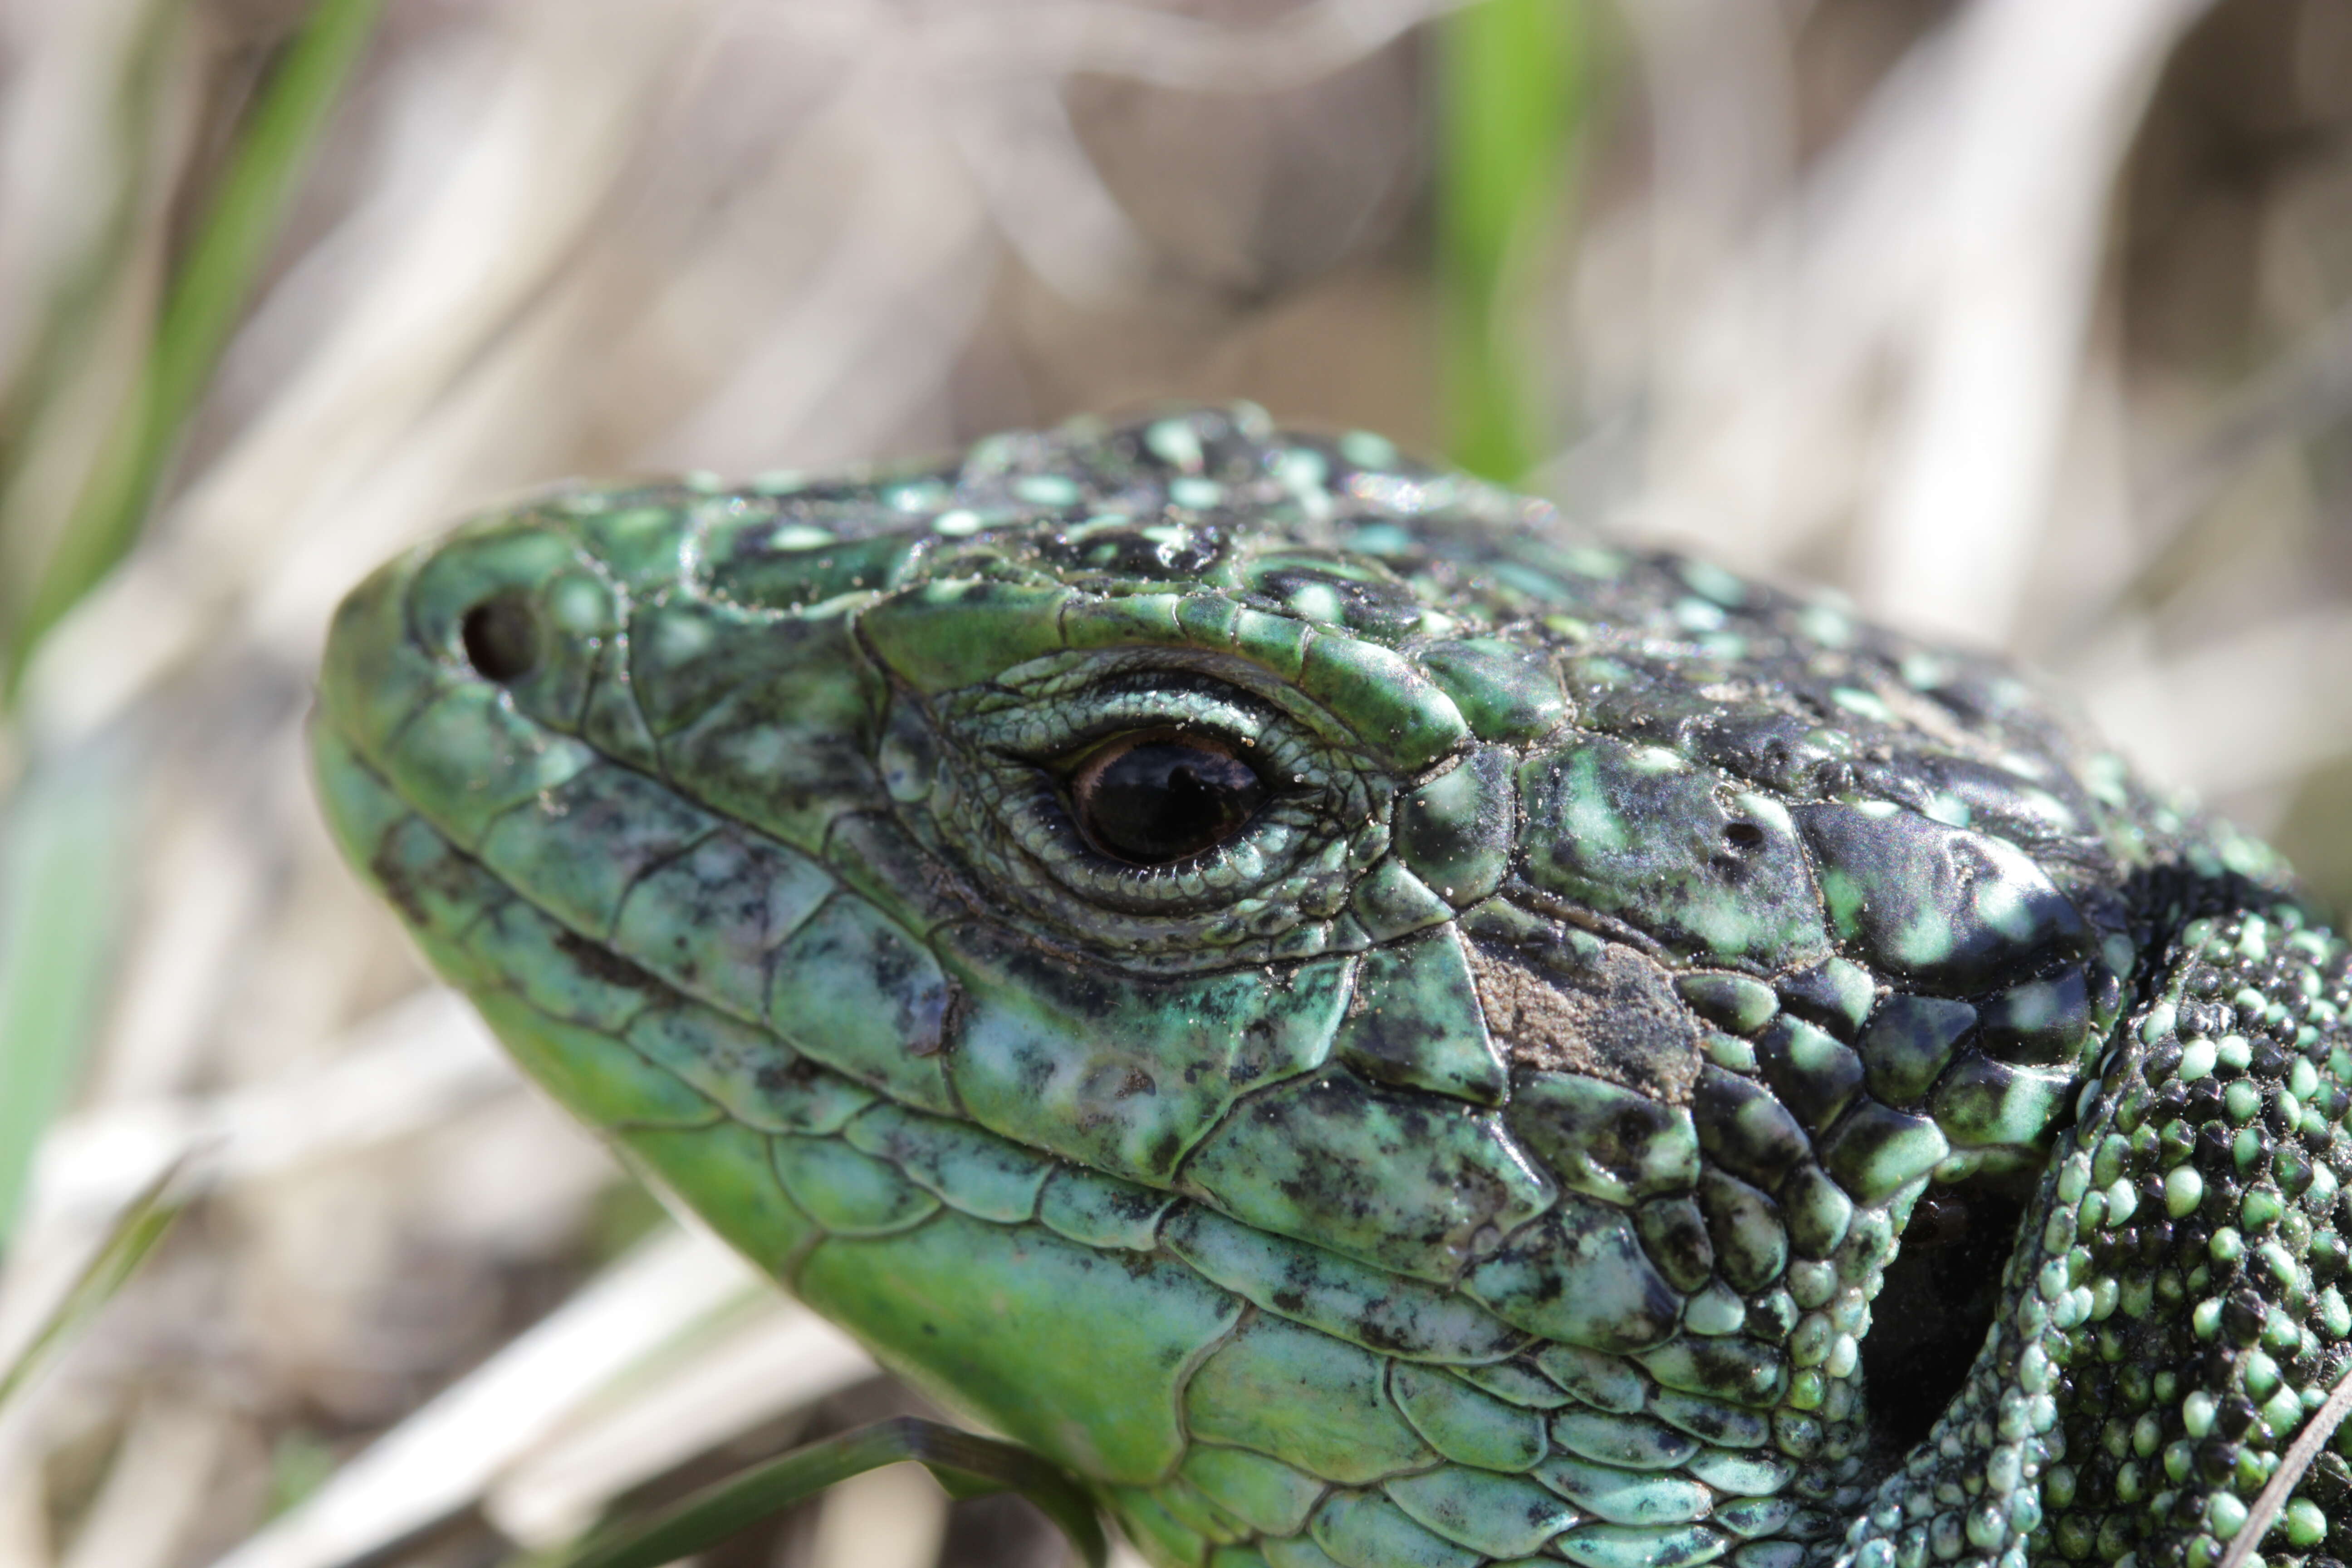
left=1, top=2, right=2349, bottom=1565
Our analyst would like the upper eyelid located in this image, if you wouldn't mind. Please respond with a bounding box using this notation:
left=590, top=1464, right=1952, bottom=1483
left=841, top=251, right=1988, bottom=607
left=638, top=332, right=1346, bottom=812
left=991, top=695, right=1273, bottom=765
left=913, top=659, right=1387, bottom=958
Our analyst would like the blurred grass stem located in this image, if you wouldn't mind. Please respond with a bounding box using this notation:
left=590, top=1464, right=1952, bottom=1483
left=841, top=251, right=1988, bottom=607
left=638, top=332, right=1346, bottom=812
left=0, top=0, right=183, bottom=564
left=1436, top=0, right=1585, bottom=482
left=0, top=1147, right=182, bottom=1408
left=0, top=748, right=131, bottom=1246
left=1, top=0, right=383, bottom=700
left=543, top=1417, right=1107, bottom=1568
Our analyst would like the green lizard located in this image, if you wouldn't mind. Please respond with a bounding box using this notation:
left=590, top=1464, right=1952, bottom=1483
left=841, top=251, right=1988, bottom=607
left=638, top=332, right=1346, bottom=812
left=313, top=404, right=2352, bottom=1568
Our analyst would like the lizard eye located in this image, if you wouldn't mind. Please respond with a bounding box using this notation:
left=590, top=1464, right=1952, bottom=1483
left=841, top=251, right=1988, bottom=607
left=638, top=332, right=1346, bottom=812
left=926, top=654, right=1379, bottom=965
left=1069, top=730, right=1267, bottom=866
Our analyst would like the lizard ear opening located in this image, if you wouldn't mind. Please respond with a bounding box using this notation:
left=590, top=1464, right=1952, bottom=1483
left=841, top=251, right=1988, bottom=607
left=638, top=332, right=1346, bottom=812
left=1862, top=1176, right=2032, bottom=1456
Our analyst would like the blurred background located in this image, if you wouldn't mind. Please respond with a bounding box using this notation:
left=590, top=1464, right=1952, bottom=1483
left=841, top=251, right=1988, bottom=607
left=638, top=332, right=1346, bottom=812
left=1, top=1, right=2350, bottom=1565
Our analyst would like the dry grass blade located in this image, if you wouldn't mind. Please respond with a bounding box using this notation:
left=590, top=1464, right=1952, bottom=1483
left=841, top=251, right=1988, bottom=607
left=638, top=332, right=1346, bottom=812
left=210, top=1224, right=766, bottom=1568
left=28, top=987, right=511, bottom=1229
left=486, top=1300, right=876, bottom=1550
left=56, top=1394, right=222, bottom=1568
left=1854, top=0, right=2214, bottom=644
left=540, top=1417, right=1108, bottom=1568
left=807, top=1465, right=949, bottom=1568
left=0, top=1153, right=183, bottom=1412
left=892, top=0, right=1462, bottom=92
left=2217, top=1358, right=2352, bottom=1568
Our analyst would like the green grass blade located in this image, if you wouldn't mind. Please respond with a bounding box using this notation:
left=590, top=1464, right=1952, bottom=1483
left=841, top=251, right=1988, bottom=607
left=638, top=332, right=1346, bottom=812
left=544, top=1416, right=1108, bottom=1568
left=0, top=1156, right=186, bottom=1410
left=0, top=0, right=185, bottom=532
left=1436, top=0, right=1589, bottom=482
left=2, top=0, right=384, bottom=697
left=0, top=749, right=132, bottom=1245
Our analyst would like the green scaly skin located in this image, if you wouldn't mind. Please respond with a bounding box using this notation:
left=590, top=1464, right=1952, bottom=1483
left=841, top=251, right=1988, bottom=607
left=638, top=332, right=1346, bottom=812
left=314, top=405, right=2352, bottom=1568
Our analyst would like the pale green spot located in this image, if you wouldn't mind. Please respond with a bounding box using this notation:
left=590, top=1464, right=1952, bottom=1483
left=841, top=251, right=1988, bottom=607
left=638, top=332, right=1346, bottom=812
left=1674, top=598, right=1726, bottom=633
left=1797, top=604, right=1853, bottom=647
left=1014, top=473, right=1083, bottom=506
left=2164, top=1166, right=2203, bottom=1219
left=1146, top=419, right=1206, bottom=472
left=1276, top=448, right=1330, bottom=492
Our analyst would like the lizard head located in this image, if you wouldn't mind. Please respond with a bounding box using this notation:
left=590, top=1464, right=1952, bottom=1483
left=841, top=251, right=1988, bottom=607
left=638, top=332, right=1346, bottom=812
left=316, top=406, right=2150, bottom=1566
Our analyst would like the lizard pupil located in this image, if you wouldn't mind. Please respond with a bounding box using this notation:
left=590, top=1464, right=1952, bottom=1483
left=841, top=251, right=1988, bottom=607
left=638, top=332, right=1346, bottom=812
left=460, top=593, right=541, bottom=683
left=1071, top=732, right=1265, bottom=866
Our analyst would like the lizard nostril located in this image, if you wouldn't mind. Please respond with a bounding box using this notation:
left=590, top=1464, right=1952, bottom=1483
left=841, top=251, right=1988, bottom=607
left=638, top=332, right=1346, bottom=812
left=459, top=593, right=541, bottom=683
left=1722, top=821, right=1767, bottom=853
